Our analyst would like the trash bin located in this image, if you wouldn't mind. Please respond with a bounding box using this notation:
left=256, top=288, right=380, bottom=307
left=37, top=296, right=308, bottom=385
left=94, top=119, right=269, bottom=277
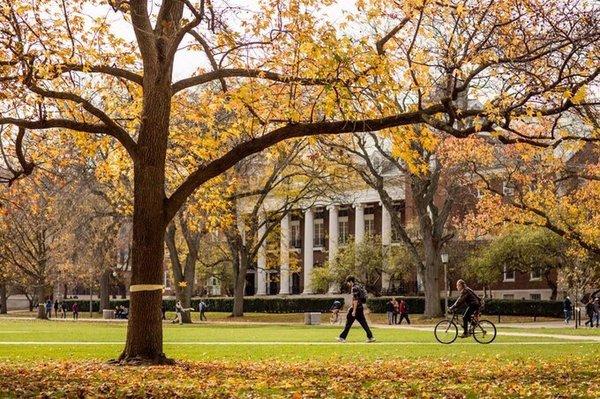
left=103, top=309, right=115, bottom=319
left=304, top=312, right=321, bottom=325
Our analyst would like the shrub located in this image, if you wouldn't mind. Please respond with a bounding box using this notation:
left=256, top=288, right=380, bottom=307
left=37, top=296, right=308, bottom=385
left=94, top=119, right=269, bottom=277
left=61, top=297, right=344, bottom=314
left=366, top=296, right=563, bottom=317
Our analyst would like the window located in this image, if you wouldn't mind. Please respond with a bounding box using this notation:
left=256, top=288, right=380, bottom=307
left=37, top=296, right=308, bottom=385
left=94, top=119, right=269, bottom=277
left=503, top=181, right=515, bottom=196
left=503, top=266, right=515, bottom=282
left=290, top=221, right=301, bottom=248
left=364, top=214, right=375, bottom=236
left=530, top=269, right=542, bottom=281
left=503, top=294, right=515, bottom=300
left=530, top=293, right=541, bottom=300
left=338, top=217, right=349, bottom=245
left=314, top=219, right=324, bottom=248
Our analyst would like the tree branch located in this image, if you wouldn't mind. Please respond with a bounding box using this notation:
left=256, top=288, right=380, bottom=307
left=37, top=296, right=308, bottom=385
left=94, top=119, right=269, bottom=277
left=165, top=108, right=433, bottom=221
left=172, top=68, right=342, bottom=94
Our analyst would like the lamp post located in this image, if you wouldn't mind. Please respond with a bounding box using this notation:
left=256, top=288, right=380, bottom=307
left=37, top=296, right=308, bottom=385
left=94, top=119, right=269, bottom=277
left=441, top=252, right=449, bottom=312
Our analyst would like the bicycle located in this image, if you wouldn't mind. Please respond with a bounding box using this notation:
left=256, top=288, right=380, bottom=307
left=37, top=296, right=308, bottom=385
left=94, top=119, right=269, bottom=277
left=434, top=309, right=497, bottom=344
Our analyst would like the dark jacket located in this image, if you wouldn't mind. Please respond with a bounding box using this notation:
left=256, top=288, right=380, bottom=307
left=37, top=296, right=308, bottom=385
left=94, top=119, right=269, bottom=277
left=452, top=287, right=481, bottom=309
left=563, top=298, right=572, bottom=310
left=386, top=301, right=395, bottom=312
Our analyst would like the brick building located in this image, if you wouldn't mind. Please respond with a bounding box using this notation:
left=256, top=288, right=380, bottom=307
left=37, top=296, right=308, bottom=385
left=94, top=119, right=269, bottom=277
left=245, top=181, right=560, bottom=300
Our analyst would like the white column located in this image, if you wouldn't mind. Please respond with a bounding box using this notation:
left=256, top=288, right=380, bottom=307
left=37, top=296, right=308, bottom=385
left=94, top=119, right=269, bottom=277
left=302, top=208, right=314, bottom=294
left=381, top=203, right=392, bottom=293
left=279, top=213, right=290, bottom=295
left=256, top=213, right=267, bottom=295
left=354, top=203, right=365, bottom=244
left=327, top=205, right=340, bottom=294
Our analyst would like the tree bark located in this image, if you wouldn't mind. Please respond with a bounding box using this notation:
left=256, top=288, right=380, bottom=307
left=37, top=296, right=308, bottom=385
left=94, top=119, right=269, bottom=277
left=118, top=79, right=172, bottom=364
left=232, top=252, right=248, bottom=317
left=100, top=269, right=111, bottom=311
left=0, top=282, right=7, bottom=314
left=422, top=235, right=443, bottom=317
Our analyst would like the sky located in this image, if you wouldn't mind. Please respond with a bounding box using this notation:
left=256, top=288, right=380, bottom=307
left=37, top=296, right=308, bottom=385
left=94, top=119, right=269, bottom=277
left=82, top=0, right=355, bottom=80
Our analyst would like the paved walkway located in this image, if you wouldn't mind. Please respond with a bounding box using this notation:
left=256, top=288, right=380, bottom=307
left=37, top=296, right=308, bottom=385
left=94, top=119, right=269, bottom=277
left=375, top=324, right=600, bottom=342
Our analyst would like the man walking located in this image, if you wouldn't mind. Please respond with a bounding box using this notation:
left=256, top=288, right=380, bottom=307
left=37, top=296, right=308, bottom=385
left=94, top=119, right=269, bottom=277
left=563, top=296, right=572, bottom=324
left=45, top=299, right=52, bottom=319
left=386, top=298, right=395, bottom=325
left=198, top=300, right=208, bottom=321
left=338, top=276, right=375, bottom=343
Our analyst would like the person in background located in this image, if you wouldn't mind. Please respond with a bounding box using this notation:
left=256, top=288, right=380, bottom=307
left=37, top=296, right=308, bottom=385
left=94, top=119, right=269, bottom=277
left=161, top=301, right=167, bottom=321
left=71, top=302, right=79, bottom=320
left=53, top=300, right=59, bottom=318
left=330, top=300, right=342, bottom=324
left=563, top=296, right=572, bottom=324
left=398, top=299, right=410, bottom=325
left=60, top=301, right=68, bottom=318
left=173, top=300, right=193, bottom=324
left=386, top=298, right=395, bottom=325
left=392, top=298, right=399, bottom=324
left=121, top=305, right=129, bottom=319
left=45, top=299, right=52, bottom=319
left=198, top=300, right=208, bottom=321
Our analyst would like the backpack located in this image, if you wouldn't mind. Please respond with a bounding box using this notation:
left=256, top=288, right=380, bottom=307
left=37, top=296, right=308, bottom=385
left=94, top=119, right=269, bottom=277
left=354, top=284, right=368, bottom=304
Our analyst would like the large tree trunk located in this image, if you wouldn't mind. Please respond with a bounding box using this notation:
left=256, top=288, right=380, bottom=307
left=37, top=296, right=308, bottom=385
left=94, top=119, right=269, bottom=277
left=0, top=282, right=7, bottom=314
left=422, top=236, right=443, bottom=317
left=232, top=252, right=248, bottom=317
left=118, top=80, right=172, bottom=364
left=100, top=269, right=111, bottom=311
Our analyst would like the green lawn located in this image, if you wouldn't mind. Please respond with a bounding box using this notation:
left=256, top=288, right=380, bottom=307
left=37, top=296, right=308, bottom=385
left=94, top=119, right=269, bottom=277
left=1, top=319, right=599, bottom=398
left=0, top=318, right=598, bottom=363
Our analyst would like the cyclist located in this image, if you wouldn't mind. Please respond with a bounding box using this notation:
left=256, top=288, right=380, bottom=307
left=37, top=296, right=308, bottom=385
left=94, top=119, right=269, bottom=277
left=448, top=279, right=482, bottom=338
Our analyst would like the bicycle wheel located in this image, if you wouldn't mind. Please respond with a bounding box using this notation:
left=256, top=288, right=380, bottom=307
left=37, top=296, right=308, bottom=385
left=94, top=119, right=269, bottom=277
left=434, top=320, right=458, bottom=344
left=472, top=320, right=497, bottom=344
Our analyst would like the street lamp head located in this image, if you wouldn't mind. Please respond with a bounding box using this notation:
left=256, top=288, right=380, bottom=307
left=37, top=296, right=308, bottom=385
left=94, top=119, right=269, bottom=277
left=440, top=253, right=449, bottom=264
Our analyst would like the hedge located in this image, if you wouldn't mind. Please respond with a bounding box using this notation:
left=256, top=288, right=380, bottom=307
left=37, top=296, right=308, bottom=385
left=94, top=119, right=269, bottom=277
left=61, top=297, right=344, bottom=314
left=367, top=296, right=563, bottom=318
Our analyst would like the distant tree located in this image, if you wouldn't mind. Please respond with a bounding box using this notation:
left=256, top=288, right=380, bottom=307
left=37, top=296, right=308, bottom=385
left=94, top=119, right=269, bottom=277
left=0, top=175, right=77, bottom=318
left=466, top=226, right=583, bottom=300
left=312, top=235, right=413, bottom=295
